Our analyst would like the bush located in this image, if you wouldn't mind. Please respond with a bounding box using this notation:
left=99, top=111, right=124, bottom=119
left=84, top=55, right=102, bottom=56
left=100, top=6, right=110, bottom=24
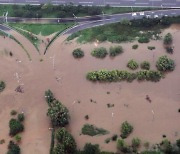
left=120, top=121, right=133, bottom=139
left=72, top=48, right=84, bottom=58
left=176, top=139, right=180, bottom=148
left=7, top=140, right=20, bottom=154
left=156, top=55, right=175, bottom=72
left=9, top=119, right=24, bottom=136
left=132, top=137, right=141, bottom=150
left=138, top=36, right=149, bottom=43
left=109, top=46, right=123, bottom=57
left=148, top=46, right=155, bottom=50
left=137, top=70, right=162, bottom=82
left=10, top=110, right=17, bottom=116
left=83, top=143, right=100, bottom=154
left=127, top=59, right=139, bottom=70
left=165, top=46, right=174, bottom=54
left=117, top=139, right=131, bottom=153
left=53, top=143, right=65, bottom=154
left=164, top=33, right=173, bottom=45
left=56, top=128, right=77, bottom=154
left=82, top=124, right=109, bottom=136
left=132, top=44, right=138, bottom=49
left=14, top=134, right=21, bottom=142
left=140, top=61, right=150, bottom=70
left=45, top=89, right=55, bottom=106
left=0, top=81, right=5, bottom=92
left=47, top=100, right=69, bottom=127
left=160, top=139, right=172, bottom=153
left=91, top=47, right=108, bottom=58
left=17, top=113, right=25, bottom=122
left=111, top=134, right=118, bottom=141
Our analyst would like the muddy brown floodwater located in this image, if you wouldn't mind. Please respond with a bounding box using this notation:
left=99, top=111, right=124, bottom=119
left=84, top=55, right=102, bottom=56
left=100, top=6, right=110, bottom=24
left=0, top=25, right=180, bottom=153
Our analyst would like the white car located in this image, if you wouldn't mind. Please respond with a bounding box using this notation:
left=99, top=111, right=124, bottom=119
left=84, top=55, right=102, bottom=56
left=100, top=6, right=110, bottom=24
left=154, top=15, right=159, bottom=18
left=132, top=13, right=137, bottom=16
left=139, top=12, right=144, bottom=16
left=146, top=15, right=151, bottom=18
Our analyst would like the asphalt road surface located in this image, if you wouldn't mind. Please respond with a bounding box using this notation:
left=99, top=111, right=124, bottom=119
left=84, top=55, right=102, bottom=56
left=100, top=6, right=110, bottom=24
left=0, top=0, right=180, bottom=8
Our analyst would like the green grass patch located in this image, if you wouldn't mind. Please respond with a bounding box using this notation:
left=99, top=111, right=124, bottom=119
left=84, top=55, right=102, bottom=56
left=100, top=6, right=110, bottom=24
left=8, top=23, right=74, bottom=36
left=82, top=124, right=109, bottom=136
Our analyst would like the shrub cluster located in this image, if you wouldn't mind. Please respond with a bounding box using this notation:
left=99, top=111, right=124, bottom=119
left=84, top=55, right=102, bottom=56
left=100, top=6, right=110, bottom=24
left=120, top=121, right=133, bottom=139
left=132, top=44, right=138, bottom=49
left=81, top=124, right=109, bottom=136
left=156, top=55, right=175, bottom=72
left=7, top=140, right=20, bottom=154
left=138, top=36, right=149, bottom=43
left=91, top=47, right=108, bottom=58
left=87, top=69, right=162, bottom=82
left=109, top=46, right=123, bottom=57
left=140, top=61, right=150, bottom=70
left=54, top=128, right=77, bottom=154
left=165, top=46, right=174, bottom=54
left=0, top=81, right=5, bottom=92
left=164, top=33, right=173, bottom=45
left=127, top=59, right=139, bottom=70
left=72, top=48, right=84, bottom=58
left=9, top=118, right=24, bottom=136
left=47, top=100, right=70, bottom=127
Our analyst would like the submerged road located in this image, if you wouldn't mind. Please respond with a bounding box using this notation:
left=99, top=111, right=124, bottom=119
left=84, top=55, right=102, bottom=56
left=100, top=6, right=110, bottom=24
left=0, top=0, right=180, bottom=8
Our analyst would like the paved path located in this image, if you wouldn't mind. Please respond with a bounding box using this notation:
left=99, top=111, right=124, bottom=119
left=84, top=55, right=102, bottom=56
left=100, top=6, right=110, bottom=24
left=0, top=0, right=180, bottom=8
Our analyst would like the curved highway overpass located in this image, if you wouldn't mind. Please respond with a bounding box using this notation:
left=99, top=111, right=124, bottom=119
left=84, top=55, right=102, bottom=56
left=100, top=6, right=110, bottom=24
left=0, top=0, right=180, bottom=8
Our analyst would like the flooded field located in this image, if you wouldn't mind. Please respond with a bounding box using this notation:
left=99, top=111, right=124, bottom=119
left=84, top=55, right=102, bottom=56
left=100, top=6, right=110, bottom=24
left=0, top=25, right=180, bottom=153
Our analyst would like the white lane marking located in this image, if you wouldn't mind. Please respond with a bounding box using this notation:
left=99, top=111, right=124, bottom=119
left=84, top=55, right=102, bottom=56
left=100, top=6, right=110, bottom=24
left=135, top=2, right=149, bottom=5
left=122, top=0, right=135, bottom=1
left=79, top=1, right=93, bottom=4
left=26, top=0, right=39, bottom=2
left=52, top=1, right=65, bottom=3
left=162, top=3, right=176, bottom=5
left=149, top=0, right=162, bottom=1
left=0, top=0, right=12, bottom=1
left=106, top=2, right=121, bottom=4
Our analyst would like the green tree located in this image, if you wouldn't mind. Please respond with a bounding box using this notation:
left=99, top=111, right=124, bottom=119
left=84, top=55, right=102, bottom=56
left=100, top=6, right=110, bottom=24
left=127, top=59, right=139, bottom=70
left=140, top=61, right=150, bottom=70
left=53, top=144, right=65, bottom=154
left=45, top=89, right=55, bottom=106
left=164, top=33, right=173, bottom=45
left=156, top=55, right=175, bottom=72
left=72, top=48, right=84, bottom=58
left=91, top=47, right=108, bottom=58
left=117, top=139, right=131, bottom=153
left=7, top=140, right=20, bottom=154
left=56, top=128, right=77, bottom=154
left=120, top=121, right=133, bottom=139
left=109, top=46, right=123, bottom=57
left=0, top=81, right=5, bottom=92
left=17, top=113, right=25, bottom=122
left=9, top=119, right=24, bottom=136
left=47, top=100, right=69, bottom=127
left=83, top=143, right=100, bottom=154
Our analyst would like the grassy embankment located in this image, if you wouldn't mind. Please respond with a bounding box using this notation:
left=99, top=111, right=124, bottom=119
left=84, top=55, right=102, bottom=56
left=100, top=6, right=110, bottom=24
left=0, top=4, right=161, bottom=18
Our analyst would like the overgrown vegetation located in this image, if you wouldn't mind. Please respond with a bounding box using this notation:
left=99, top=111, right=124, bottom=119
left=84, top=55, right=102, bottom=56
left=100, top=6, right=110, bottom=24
left=140, top=61, right=150, bottom=70
left=87, top=69, right=162, bottom=82
left=72, top=48, right=84, bottom=58
left=156, top=55, right=175, bottom=72
left=120, top=121, right=133, bottom=139
left=109, top=46, right=123, bottom=57
left=82, top=124, right=109, bottom=136
left=91, top=47, right=108, bottom=58
left=132, top=44, right=138, bottom=49
left=127, top=59, right=139, bottom=70
left=9, top=118, right=24, bottom=136
left=7, top=140, right=20, bottom=154
left=67, top=16, right=180, bottom=43
left=54, top=128, right=77, bottom=154
left=0, top=81, right=6, bottom=92
left=163, top=33, right=173, bottom=45
left=0, top=4, right=159, bottom=18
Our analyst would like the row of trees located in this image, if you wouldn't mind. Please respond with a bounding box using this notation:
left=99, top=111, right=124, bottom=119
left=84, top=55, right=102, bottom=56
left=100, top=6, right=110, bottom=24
left=8, top=4, right=102, bottom=18
left=87, top=69, right=162, bottom=82
left=91, top=46, right=123, bottom=58
left=44, top=90, right=76, bottom=154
